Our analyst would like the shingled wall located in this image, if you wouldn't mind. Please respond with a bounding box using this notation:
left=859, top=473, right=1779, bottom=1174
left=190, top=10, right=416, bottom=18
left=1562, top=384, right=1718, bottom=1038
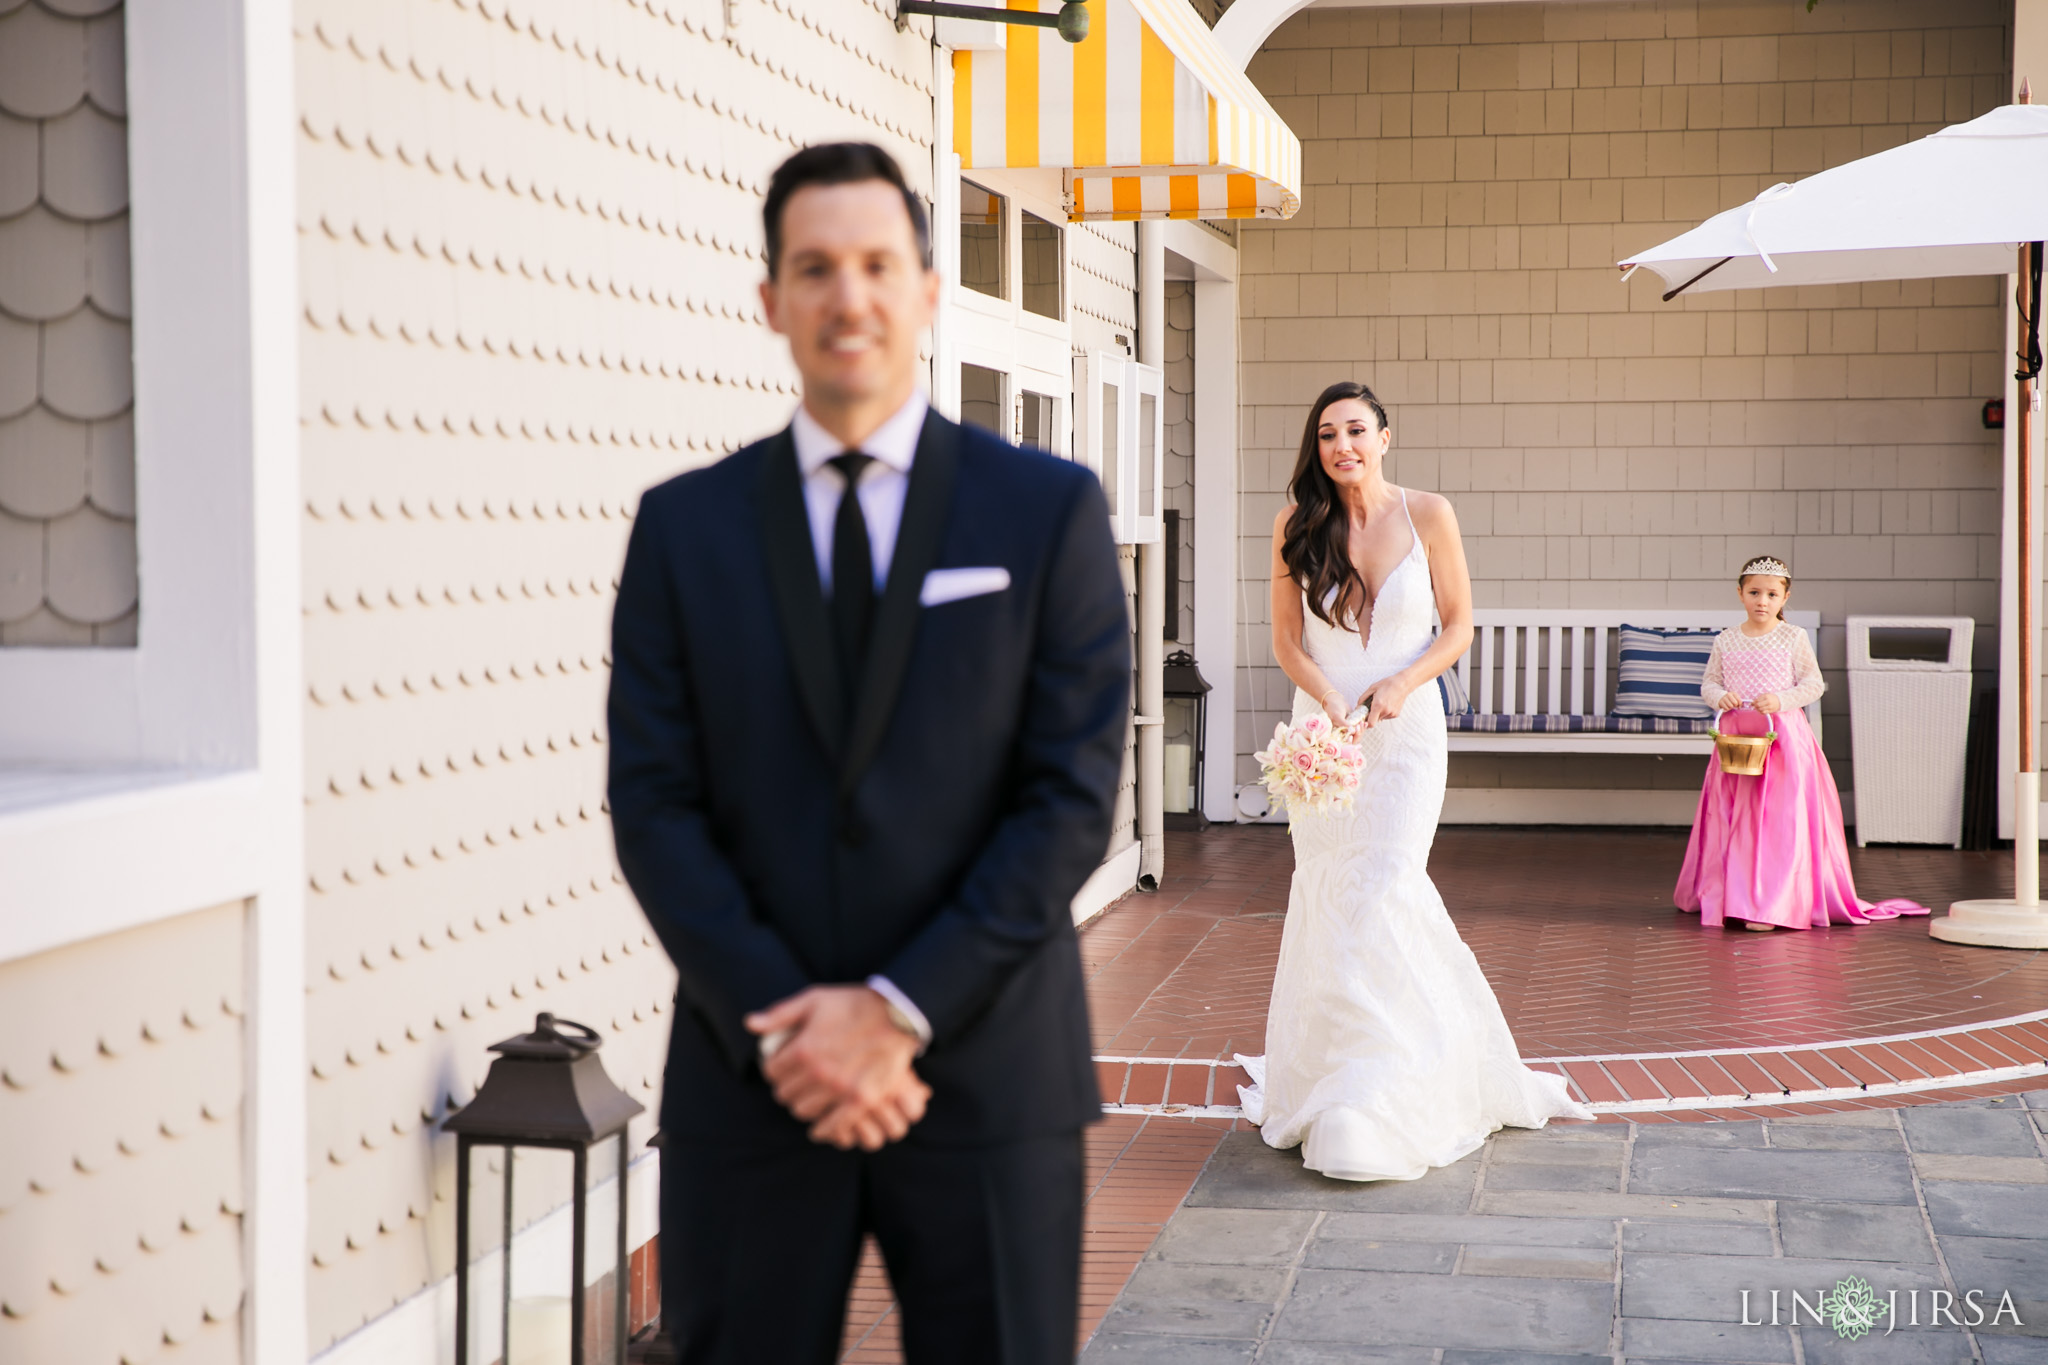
left=293, top=0, right=936, bottom=1349
left=1232, top=0, right=2009, bottom=801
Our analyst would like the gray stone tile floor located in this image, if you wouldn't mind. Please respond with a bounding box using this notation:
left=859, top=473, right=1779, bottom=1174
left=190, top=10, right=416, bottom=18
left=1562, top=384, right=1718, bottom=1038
left=1083, top=1090, right=2048, bottom=1364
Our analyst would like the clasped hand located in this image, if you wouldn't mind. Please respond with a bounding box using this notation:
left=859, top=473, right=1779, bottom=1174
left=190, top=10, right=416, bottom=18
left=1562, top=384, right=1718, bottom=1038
left=1323, top=673, right=1417, bottom=729
left=1715, top=693, right=1782, bottom=714
left=746, top=985, right=929, bottom=1152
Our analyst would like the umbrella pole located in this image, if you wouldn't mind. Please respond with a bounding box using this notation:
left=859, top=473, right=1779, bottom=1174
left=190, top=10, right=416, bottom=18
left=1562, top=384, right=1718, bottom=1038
left=2021, top=248, right=2040, bottom=908
left=1932, top=239, right=2048, bottom=945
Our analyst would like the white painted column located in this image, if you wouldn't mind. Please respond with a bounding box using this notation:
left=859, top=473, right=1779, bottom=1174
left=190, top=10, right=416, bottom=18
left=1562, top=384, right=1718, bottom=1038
left=1192, top=277, right=1239, bottom=823
left=238, top=0, right=310, bottom=1355
left=1136, top=223, right=1166, bottom=883
left=128, top=0, right=310, bottom=1357
left=2000, top=287, right=2019, bottom=839
left=1999, top=27, right=2048, bottom=846
left=930, top=47, right=961, bottom=421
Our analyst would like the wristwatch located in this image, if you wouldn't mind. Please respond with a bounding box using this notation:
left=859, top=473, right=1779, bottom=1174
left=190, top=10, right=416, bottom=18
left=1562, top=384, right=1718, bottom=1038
left=865, top=975, right=933, bottom=1052
left=880, top=998, right=923, bottom=1040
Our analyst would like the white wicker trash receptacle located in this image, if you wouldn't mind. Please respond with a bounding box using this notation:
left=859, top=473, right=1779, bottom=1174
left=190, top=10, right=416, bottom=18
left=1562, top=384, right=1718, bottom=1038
left=1846, top=616, right=1975, bottom=847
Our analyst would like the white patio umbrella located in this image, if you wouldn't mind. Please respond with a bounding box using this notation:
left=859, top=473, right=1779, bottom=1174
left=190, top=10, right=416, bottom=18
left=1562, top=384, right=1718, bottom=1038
left=1619, top=99, right=2048, bottom=948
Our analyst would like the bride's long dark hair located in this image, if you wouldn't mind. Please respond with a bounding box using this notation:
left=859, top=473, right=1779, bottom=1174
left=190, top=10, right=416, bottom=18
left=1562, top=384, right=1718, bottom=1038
left=1282, top=381, right=1391, bottom=628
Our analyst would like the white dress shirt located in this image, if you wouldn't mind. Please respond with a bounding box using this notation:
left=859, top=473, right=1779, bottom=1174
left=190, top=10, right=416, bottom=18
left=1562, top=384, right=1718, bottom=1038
left=776, top=390, right=934, bottom=1051
left=790, top=390, right=929, bottom=592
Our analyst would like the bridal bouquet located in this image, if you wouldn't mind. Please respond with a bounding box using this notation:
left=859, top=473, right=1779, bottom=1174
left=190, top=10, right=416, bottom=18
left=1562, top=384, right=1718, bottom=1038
left=1255, top=713, right=1366, bottom=818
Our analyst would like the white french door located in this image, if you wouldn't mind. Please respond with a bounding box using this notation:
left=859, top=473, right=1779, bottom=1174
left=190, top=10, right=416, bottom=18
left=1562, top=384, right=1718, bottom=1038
left=935, top=164, right=1075, bottom=460
left=1076, top=351, right=1164, bottom=545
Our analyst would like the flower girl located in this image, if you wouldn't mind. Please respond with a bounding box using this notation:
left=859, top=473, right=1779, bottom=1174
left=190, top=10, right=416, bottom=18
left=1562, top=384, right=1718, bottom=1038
left=1674, top=556, right=1928, bottom=931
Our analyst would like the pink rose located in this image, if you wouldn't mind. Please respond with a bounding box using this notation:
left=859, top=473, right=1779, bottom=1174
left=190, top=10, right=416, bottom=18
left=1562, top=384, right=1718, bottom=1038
left=1293, top=751, right=1315, bottom=772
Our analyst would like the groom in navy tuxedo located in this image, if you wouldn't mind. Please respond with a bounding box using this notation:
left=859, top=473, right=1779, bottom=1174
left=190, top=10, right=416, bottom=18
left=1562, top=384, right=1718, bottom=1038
left=607, top=142, right=1130, bottom=1363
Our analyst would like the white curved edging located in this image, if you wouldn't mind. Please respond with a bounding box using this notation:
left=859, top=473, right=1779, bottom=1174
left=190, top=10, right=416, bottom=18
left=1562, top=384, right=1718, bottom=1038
left=1095, top=1010, right=2048, bottom=1118
left=1576, top=1062, right=2048, bottom=1116
left=1532, top=1008, right=2048, bottom=1064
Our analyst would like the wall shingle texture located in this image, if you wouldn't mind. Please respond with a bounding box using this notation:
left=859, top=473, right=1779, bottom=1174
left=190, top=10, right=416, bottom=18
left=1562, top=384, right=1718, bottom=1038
left=1234, top=0, right=2008, bottom=795
left=0, top=0, right=137, bottom=647
left=294, top=0, right=936, bottom=1350
left=1071, top=218, right=1139, bottom=352
left=0, top=901, right=246, bottom=1365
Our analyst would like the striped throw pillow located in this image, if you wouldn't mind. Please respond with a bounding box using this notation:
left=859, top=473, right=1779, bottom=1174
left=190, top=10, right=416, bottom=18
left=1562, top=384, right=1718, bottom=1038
left=1613, top=625, right=1717, bottom=720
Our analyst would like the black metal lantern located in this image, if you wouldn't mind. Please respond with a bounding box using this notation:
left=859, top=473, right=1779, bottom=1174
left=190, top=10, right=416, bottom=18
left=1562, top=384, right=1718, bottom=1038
left=1162, top=650, right=1212, bottom=828
left=445, top=1013, right=646, bottom=1365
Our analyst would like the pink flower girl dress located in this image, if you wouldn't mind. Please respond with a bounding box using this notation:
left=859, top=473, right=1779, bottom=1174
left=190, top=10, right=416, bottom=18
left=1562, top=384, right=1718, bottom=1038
left=1674, top=621, right=1928, bottom=929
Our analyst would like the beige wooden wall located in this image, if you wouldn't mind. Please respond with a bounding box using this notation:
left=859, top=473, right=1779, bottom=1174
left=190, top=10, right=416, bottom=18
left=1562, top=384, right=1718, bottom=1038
left=0, top=903, right=247, bottom=1365
left=1234, top=0, right=2009, bottom=801
left=1072, top=218, right=1142, bottom=354
left=294, top=0, right=935, bottom=1350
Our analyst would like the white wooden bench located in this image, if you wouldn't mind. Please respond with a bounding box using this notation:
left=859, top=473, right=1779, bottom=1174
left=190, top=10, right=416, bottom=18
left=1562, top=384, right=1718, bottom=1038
left=1447, top=610, right=1824, bottom=755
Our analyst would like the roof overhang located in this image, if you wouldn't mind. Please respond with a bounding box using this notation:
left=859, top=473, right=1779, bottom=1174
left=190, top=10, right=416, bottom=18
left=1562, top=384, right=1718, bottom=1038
left=951, top=0, right=1301, bottom=222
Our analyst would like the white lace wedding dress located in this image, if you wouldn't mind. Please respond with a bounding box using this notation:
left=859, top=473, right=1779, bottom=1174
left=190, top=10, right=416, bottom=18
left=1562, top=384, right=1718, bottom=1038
left=1238, top=490, right=1592, bottom=1181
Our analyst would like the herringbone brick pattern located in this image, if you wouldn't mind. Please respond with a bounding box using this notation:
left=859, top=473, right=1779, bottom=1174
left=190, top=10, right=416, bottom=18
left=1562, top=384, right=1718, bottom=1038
left=1088, top=826, right=2042, bottom=1060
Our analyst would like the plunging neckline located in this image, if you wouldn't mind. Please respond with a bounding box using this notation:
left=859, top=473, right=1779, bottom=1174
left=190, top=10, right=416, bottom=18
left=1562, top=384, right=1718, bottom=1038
left=1349, top=536, right=1422, bottom=653
left=1335, top=490, right=1423, bottom=647
left=1359, top=530, right=1421, bottom=610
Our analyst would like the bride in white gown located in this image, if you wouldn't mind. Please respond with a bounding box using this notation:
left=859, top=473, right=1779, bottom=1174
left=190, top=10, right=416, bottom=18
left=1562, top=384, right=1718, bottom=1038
left=1237, top=382, right=1590, bottom=1181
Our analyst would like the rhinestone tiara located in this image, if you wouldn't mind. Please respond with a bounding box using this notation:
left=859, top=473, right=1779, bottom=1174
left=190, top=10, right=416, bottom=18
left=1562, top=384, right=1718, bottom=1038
left=1740, top=556, right=1790, bottom=579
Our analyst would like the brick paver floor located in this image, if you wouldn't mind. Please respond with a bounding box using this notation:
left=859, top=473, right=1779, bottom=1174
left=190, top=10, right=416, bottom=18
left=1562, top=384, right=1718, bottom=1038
left=1090, top=825, right=2040, bottom=1062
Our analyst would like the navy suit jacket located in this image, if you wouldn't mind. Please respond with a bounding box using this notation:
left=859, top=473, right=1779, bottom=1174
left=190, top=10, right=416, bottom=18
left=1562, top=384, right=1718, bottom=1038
left=607, top=411, right=1129, bottom=1146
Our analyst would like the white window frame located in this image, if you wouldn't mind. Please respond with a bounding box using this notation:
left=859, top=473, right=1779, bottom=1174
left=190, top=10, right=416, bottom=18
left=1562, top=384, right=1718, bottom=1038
left=955, top=339, right=1014, bottom=440
left=1128, top=358, right=1165, bottom=545
left=1076, top=353, right=1164, bottom=545
left=1076, top=350, right=1126, bottom=532
left=0, top=0, right=302, bottom=963
left=0, top=5, right=308, bottom=1357
left=1013, top=385, right=1068, bottom=458
left=933, top=158, right=1075, bottom=457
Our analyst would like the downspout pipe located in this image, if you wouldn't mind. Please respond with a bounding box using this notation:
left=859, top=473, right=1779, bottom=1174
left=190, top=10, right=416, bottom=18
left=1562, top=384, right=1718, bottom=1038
left=1136, top=222, right=1166, bottom=891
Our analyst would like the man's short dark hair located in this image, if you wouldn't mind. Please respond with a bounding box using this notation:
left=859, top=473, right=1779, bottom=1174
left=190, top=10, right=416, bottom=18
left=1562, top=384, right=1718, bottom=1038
left=763, top=142, right=932, bottom=279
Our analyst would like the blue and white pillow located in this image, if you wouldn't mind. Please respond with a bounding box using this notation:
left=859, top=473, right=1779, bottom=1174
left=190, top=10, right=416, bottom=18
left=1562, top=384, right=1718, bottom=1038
left=1437, top=666, right=1471, bottom=715
left=1613, top=625, right=1716, bottom=720
left=1432, top=628, right=1472, bottom=714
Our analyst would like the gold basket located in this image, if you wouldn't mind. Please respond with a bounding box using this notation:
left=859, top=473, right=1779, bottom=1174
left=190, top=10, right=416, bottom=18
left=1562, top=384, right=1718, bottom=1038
left=1710, top=713, right=1776, bottom=777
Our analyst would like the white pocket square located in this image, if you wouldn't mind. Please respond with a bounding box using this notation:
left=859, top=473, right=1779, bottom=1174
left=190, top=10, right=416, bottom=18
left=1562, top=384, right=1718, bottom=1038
left=920, top=566, right=1011, bottom=607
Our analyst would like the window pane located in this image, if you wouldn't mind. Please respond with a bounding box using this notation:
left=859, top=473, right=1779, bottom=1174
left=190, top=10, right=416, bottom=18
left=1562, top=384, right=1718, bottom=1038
left=1021, top=211, right=1060, bottom=319
left=960, top=182, right=1004, bottom=300
left=961, top=363, right=1004, bottom=436
left=1100, top=382, right=1120, bottom=517
left=1019, top=390, right=1058, bottom=453
left=1139, top=391, right=1157, bottom=517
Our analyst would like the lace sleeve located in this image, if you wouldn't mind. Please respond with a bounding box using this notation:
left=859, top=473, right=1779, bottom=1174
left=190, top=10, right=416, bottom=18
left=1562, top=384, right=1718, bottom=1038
left=1700, top=632, right=1729, bottom=708
left=1778, top=627, right=1826, bottom=709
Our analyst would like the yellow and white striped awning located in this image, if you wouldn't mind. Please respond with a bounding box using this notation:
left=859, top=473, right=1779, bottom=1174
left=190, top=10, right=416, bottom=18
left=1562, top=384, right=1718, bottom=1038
left=953, top=0, right=1301, bottom=222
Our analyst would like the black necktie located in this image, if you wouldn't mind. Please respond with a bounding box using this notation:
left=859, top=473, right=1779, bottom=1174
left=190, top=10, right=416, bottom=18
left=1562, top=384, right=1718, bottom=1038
left=828, top=452, right=876, bottom=692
